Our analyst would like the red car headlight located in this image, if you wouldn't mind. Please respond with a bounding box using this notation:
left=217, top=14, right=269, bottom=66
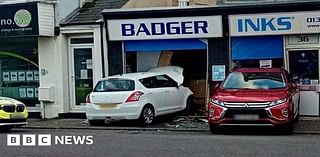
left=210, top=98, right=224, bottom=106
left=267, top=99, right=290, bottom=121
left=208, top=99, right=226, bottom=120
left=269, top=98, right=287, bottom=106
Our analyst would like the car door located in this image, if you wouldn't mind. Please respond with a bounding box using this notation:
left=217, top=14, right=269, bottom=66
left=139, top=76, right=168, bottom=114
left=285, top=70, right=300, bottom=117
left=154, top=75, right=184, bottom=112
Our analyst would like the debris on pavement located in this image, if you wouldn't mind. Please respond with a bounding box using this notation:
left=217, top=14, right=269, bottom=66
left=163, top=116, right=208, bottom=129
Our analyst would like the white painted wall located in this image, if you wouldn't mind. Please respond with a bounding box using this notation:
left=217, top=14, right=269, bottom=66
left=38, top=37, right=60, bottom=118
left=54, top=34, right=69, bottom=114
left=38, top=3, right=55, bottom=36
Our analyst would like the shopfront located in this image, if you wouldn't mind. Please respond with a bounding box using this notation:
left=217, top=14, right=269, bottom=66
left=229, top=11, right=320, bottom=116
left=103, top=8, right=228, bottom=109
left=0, top=2, right=54, bottom=113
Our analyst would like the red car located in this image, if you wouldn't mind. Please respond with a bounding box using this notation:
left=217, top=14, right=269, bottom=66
left=208, top=68, right=300, bottom=134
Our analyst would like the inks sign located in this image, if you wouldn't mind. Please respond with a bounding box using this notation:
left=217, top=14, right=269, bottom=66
left=229, top=11, right=320, bottom=36
left=107, top=16, right=222, bottom=41
left=0, top=3, right=39, bottom=37
left=229, top=13, right=301, bottom=36
left=237, top=17, right=292, bottom=32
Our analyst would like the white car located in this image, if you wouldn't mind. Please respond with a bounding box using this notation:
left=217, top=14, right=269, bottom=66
left=85, top=66, right=193, bottom=125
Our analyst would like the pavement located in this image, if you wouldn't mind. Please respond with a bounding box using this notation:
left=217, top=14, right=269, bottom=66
left=20, top=116, right=320, bottom=134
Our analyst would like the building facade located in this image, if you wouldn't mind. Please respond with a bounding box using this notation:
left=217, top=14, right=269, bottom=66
left=103, top=1, right=320, bottom=117
left=4, top=0, right=320, bottom=118
left=0, top=2, right=54, bottom=116
left=0, top=0, right=105, bottom=118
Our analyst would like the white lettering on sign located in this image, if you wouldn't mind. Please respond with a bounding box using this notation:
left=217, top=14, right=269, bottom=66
left=7, top=134, right=94, bottom=146
left=107, top=16, right=222, bottom=41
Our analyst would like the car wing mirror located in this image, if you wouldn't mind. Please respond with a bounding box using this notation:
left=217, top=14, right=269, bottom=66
left=292, top=82, right=298, bottom=89
left=214, top=82, right=221, bottom=88
left=289, top=82, right=298, bottom=91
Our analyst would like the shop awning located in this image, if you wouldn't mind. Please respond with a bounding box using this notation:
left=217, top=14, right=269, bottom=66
left=231, top=36, right=283, bottom=60
left=124, top=39, right=207, bottom=52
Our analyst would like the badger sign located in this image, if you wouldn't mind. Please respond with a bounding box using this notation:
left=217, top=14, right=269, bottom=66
left=107, top=16, right=223, bottom=41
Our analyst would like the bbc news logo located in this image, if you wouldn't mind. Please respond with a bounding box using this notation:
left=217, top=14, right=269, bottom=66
left=7, top=134, right=94, bottom=146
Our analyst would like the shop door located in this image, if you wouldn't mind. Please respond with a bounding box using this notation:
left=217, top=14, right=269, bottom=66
left=287, top=50, right=319, bottom=116
left=70, top=46, right=93, bottom=110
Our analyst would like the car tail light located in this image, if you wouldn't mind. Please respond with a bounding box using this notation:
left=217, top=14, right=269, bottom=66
left=86, top=94, right=92, bottom=103
left=126, top=91, right=144, bottom=102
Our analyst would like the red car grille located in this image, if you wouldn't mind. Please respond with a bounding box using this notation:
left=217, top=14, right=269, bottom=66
left=224, top=108, right=269, bottom=119
left=224, top=102, right=270, bottom=108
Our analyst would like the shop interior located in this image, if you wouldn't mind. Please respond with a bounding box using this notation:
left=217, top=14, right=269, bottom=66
left=125, top=49, right=208, bottom=114
left=0, top=37, right=39, bottom=107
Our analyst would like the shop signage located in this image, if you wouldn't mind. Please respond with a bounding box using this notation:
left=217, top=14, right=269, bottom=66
left=287, top=34, right=319, bottom=45
left=107, top=16, right=222, bottom=41
left=229, top=13, right=299, bottom=36
left=0, top=3, right=39, bottom=37
left=229, top=11, right=320, bottom=36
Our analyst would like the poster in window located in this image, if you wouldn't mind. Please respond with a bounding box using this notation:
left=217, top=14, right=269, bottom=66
left=212, top=65, right=225, bottom=81
left=27, top=88, right=34, bottom=98
left=259, top=60, right=272, bottom=68
left=87, top=59, right=93, bottom=69
left=34, top=71, right=39, bottom=81
left=34, top=88, right=38, bottom=97
left=80, top=69, right=88, bottom=79
left=18, top=72, right=26, bottom=81
left=19, top=88, right=26, bottom=98
left=26, top=71, right=34, bottom=81
left=3, top=72, right=10, bottom=82
left=10, top=72, right=17, bottom=81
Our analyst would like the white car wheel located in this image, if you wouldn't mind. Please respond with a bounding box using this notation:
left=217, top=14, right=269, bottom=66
left=140, top=105, right=155, bottom=125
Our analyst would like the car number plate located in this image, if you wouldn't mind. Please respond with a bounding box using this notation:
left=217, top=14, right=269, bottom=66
left=10, top=114, right=25, bottom=119
left=99, top=104, right=118, bottom=110
left=233, top=114, right=259, bottom=121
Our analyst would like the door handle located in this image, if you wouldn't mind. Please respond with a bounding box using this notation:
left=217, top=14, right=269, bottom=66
left=165, top=91, right=170, bottom=93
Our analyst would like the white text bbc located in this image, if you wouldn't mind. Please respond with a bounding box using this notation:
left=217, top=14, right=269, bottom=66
left=7, top=134, right=94, bottom=146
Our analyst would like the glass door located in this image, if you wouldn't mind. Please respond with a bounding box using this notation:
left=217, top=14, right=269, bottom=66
left=287, top=49, right=319, bottom=116
left=288, top=50, right=319, bottom=84
left=70, top=46, right=93, bottom=110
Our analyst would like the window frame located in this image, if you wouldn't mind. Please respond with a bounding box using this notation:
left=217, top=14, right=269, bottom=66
left=139, top=75, right=178, bottom=89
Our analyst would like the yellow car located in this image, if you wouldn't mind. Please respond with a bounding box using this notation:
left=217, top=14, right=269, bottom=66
left=0, top=97, right=28, bottom=131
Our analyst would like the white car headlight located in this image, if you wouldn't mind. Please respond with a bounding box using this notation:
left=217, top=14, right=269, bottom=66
left=270, top=98, right=287, bottom=106
left=210, top=98, right=224, bottom=106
